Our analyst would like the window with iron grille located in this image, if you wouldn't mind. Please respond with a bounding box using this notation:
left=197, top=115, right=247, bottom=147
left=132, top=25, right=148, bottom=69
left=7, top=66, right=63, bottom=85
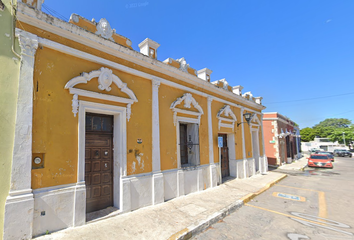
left=179, top=122, right=200, bottom=167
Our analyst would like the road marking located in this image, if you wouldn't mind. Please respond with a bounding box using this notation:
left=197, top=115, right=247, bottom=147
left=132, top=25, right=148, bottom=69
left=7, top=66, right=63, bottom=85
left=245, top=203, right=328, bottom=226
left=276, top=184, right=327, bottom=218
left=245, top=204, right=353, bottom=235
left=273, top=192, right=306, bottom=202
left=287, top=233, right=310, bottom=240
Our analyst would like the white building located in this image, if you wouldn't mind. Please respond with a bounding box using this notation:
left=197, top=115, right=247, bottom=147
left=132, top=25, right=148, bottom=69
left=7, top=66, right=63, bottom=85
left=301, top=137, right=348, bottom=152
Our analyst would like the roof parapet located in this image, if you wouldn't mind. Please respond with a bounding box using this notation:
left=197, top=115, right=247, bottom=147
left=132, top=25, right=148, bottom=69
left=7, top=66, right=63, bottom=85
left=138, top=38, right=160, bottom=59
left=197, top=68, right=212, bottom=82
left=254, top=97, right=263, bottom=105
left=232, top=85, right=243, bottom=95
left=20, top=0, right=44, bottom=11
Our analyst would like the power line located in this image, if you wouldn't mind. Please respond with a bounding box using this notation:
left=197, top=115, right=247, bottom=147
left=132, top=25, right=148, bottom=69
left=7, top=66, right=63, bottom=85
left=42, top=4, right=69, bottom=22
left=266, top=92, right=354, bottom=104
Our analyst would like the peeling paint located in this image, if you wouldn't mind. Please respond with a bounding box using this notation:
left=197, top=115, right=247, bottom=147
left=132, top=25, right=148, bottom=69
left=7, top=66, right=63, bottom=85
left=131, top=161, right=136, bottom=173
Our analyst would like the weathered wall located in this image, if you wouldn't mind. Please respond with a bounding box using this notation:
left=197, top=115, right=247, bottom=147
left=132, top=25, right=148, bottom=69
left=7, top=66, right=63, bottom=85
left=17, top=9, right=265, bottom=190
left=0, top=0, right=20, bottom=238
left=31, top=46, right=154, bottom=189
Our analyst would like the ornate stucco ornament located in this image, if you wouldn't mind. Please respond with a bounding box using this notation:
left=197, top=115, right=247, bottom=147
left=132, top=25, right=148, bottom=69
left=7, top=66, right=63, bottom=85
left=65, top=67, right=138, bottom=120
left=176, top=57, right=190, bottom=73
left=98, top=68, right=113, bottom=91
left=217, top=105, right=237, bottom=131
left=170, top=93, right=204, bottom=126
left=95, top=18, right=115, bottom=41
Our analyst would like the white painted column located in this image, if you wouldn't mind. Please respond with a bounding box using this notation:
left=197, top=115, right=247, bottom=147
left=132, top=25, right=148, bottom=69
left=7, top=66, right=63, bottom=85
left=207, top=96, right=214, bottom=164
left=241, top=108, right=248, bottom=178
left=207, top=96, right=217, bottom=187
left=260, top=114, right=268, bottom=173
left=3, top=29, right=38, bottom=240
left=151, top=78, right=163, bottom=205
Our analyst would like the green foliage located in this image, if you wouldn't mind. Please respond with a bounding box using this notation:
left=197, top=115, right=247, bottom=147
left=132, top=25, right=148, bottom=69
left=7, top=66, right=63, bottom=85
left=301, top=118, right=354, bottom=145
left=300, top=127, right=315, bottom=142
left=329, top=128, right=354, bottom=145
left=313, top=118, right=351, bottom=128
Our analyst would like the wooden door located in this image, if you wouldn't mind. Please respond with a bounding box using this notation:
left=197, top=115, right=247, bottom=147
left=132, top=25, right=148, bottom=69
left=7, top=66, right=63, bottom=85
left=219, top=134, right=230, bottom=178
left=85, top=114, right=113, bottom=213
left=180, top=124, right=188, bottom=165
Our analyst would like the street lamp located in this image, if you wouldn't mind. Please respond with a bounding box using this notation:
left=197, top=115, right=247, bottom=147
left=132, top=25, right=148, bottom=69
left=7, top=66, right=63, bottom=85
left=237, top=112, right=254, bottom=127
left=343, top=132, right=346, bottom=146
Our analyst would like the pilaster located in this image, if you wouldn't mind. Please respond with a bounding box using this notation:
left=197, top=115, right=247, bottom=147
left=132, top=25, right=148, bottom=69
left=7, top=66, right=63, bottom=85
left=207, top=96, right=217, bottom=187
left=151, top=78, right=164, bottom=204
left=260, top=114, right=268, bottom=173
left=240, top=108, right=248, bottom=178
left=4, top=29, right=38, bottom=240
left=152, top=78, right=161, bottom=172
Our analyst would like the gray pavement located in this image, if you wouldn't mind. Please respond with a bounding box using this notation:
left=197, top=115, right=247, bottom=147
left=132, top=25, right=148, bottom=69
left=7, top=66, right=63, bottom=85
left=277, top=154, right=308, bottom=171
left=35, top=171, right=287, bottom=240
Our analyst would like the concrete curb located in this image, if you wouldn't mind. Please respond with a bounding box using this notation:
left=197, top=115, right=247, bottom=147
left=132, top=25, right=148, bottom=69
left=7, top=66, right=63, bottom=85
left=240, top=174, right=287, bottom=204
left=171, top=174, right=287, bottom=240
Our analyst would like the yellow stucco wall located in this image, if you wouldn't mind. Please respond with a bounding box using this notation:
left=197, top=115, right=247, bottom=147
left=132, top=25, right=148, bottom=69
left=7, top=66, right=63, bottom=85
left=159, top=85, right=209, bottom=170
left=0, top=1, right=20, bottom=238
left=17, top=18, right=264, bottom=190
left=31, top=46, right=154, bottom=189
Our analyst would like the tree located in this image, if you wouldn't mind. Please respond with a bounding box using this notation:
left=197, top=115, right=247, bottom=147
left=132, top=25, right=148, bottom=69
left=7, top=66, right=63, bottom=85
left=313, top=118, right=351, bottom=129
left=300, top=118, right=353, bottom=144
left=300, top=127, right=315, bottom=142
left=329, top=128, right=354, bottom=145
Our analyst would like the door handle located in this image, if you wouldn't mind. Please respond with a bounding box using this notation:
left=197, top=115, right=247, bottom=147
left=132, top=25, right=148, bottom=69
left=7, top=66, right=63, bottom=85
left=105, top=163, right=108, bottom=168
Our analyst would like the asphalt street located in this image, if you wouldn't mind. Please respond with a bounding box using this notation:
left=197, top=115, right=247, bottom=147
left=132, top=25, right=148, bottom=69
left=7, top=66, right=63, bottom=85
left=193, top=156, right=354, bottom=240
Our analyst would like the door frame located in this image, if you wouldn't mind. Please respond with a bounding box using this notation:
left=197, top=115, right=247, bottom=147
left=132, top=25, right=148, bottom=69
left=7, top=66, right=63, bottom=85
left=251, top=128, right=260, bottom=172
left=78, top=100, right=127, bottom=214
left=217, top=132, right=236, bottom=178
left=218, top=134, right=229, bottom=178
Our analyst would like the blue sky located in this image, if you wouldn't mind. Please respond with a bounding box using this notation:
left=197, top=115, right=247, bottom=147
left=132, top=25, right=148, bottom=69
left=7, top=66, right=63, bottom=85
left=42, top=0, right=354, bottom=129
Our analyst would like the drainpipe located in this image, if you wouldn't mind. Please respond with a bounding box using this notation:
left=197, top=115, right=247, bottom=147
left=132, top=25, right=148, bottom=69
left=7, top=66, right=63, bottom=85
left=11, top=0, right=21, bottom=59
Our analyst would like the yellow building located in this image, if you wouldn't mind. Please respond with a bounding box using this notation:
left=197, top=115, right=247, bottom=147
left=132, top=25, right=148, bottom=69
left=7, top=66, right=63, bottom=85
left=4, top=1, right=267, bottom=238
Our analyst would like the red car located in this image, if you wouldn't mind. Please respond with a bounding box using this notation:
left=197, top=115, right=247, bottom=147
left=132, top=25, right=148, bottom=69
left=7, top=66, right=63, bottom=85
left=308, top=154, right=333, bottom=168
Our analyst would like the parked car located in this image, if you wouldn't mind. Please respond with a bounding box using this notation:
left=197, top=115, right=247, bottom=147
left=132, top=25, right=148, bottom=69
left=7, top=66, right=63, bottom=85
left=317, top=151, right=335, bottom=162
left=308, top=154, right=333, bottom=168
left=334, top=150, right=352, bottom=158
left=333, top=149, right=347, bottom=156
left=310, top=148, right=322, bottom=153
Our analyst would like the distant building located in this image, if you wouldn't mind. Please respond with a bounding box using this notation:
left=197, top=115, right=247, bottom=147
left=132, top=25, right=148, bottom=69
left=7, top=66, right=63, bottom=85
left=263, top=113, right=301, bottom=166
left=301, top=137, right=348, bottom=152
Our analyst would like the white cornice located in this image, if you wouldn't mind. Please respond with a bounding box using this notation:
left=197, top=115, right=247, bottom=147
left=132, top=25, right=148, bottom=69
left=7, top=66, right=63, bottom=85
left=16, top=3, right=265, bottom=111
left=138, top=38, right=160, bottom=49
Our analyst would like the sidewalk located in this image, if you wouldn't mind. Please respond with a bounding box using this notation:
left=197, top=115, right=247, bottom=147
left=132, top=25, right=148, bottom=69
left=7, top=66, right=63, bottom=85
left=35, top=172, right=287, bottom=240
left=277, top=154, right=308, bottom=171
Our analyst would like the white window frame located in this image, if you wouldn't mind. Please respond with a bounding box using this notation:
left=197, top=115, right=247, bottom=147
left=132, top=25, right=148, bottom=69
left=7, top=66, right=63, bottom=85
left=176, top=116, right=200, bottom=169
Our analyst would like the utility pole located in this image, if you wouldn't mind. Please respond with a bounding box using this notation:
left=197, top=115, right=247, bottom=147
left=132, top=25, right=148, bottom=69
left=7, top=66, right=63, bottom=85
left=342, top=132, right=346, bottom=146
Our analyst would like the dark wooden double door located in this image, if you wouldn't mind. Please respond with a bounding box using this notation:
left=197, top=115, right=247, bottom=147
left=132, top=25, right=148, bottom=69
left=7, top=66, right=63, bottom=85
left=219, top=134, right=230, bottom=178
left=85, top=114, right=113, bottom=213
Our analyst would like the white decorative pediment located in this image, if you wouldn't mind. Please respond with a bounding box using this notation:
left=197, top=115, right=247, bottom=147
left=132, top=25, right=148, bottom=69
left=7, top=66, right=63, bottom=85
left=250, top=114, right=261, bottom=125
left=170, top=93, right=203, bottom=126
left=217, top=105, right=237, bottom=131
left=65, top=67, right=138, bottom=120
